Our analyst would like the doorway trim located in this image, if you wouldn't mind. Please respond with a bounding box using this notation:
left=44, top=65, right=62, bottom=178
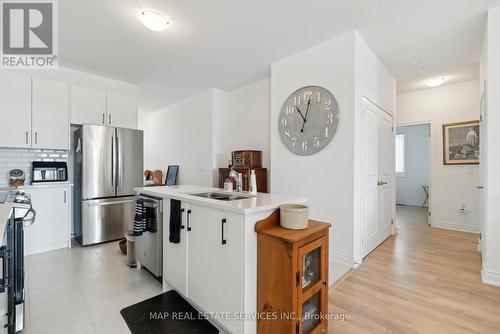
left=396, top=120, right=433, bottom=226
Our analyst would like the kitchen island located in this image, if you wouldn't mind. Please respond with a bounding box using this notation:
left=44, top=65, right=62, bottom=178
left=135, top=185, right=307, bottom=334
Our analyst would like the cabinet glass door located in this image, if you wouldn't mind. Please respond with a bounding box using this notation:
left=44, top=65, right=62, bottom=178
left=301, top=291, right=321, bottom=334
left=299, top=237, right=326, bottom=292
left=297, top=237, right=327, bottom=334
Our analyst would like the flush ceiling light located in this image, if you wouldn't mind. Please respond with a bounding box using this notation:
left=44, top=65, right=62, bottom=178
left=425, top=76, right=446, bottom=88
left=137, top=9, right=172, bottom=31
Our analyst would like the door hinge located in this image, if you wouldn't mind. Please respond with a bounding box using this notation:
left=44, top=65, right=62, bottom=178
left=479, top=233, right=482, bottom=240
left=428, top=211, right=431, bottom=216
left=296, top=321, right=300, bottom=334
left=480, top=115, right=483, bottom=122
left=296, top=271, right=300, bottom=287
left=391, top=219, right=394, bottom=224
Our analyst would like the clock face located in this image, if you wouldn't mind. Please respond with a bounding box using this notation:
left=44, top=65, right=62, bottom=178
left=279, top=86, right=339, bottom=155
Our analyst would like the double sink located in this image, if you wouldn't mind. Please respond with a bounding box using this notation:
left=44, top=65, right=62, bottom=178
left=190, top=192, right=255, bottom=201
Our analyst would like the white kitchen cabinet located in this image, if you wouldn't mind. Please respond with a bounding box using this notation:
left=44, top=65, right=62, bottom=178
left=0, top=72, right=32, bottom=148
left=220, top=211, right=244, bottom=334
left=106, top=92, right=137, bottom=128
left=32, top=78, right=70, bottom=150
left=163, top=200, right=189, bottom=296
left=70, top=84, right=107, bottom=125
left=23, top=186, right=71, bottom=255
left=162, top=200, right=244, bottom=334
left=187, top=203, right=222, bottom=313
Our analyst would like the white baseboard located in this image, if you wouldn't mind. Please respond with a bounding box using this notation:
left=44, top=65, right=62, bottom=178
left=432, top=220, right=479, bottom=234
left=482, top=269, right=500, bottom=287
left=330, top=251, right=355, bottom=267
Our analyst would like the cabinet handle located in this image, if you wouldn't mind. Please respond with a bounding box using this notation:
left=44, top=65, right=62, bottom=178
left=25, top=131, right=28, bottom=144
left=180, top=208, right=185, bottom=229
left=221, top=218, right=227, bottom=245
left=108, top=114, right=111, bottom=125
left=35, top=132, right=38, bottom=145
left=187, top=210, right=192, bottom=231
left=102, top=113, right=105, bottom=124
left=63, top=190, right=67, bottom=203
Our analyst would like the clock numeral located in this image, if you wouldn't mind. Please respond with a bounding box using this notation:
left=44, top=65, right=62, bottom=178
left=313, top=137, right=320, bottom=147
left=327, top=113, right=334, bottom=124
left=302, top=141, right=308, bottom=151
left=303, top=90, right=313, bottom=101
left=291, top=137, right=297, bottom=147
left=325, top=99, right=332, bottom=111
left=323, top=127, right=329, bottom=138
left=284, top=129, right=290, bottom=137
left=286, top=105, right=293, bottom=115
left=294, top=95, right=301, bottom=106
left=281, top=118, right=287, bottom=127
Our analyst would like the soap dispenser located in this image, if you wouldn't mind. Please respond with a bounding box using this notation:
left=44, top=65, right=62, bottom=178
left=250, top=170, right=257, bottom=194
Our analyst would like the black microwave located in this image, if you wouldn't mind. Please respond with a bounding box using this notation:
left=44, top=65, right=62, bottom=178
left=31, top=161, right=68, bottom=183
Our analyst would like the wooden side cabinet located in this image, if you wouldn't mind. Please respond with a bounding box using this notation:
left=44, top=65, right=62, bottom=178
left=256, top=211, right=331, bottom=334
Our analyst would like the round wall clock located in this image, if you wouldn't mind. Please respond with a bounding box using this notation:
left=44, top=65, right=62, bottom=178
left=278, top=85, right=339, bottom=155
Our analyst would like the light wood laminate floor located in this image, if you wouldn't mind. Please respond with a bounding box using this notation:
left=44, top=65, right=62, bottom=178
left=329, top=205, right=500, bottom=334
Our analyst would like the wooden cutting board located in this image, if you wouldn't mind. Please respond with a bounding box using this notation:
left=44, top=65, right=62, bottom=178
left=153, top=170, right=163, bottom=186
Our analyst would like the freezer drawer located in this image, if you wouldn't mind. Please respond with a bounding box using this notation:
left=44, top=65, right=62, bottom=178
left=80, top=197, right=135, bottom=245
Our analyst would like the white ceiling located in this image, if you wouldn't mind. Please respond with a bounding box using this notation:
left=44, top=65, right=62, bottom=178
left=60, top=0, right=500, bottom=101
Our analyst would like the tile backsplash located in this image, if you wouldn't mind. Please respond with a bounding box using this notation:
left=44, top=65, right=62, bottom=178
left=0, top=148, right=68, bottom=186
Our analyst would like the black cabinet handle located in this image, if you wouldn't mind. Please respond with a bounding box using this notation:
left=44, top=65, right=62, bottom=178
left=0, top=246, right=8, bottom=293
left=181, top=208, right=185, bottom=229
left=222, top=218, right=227, bottom=245
left=187, top=210, right=192, bottom=231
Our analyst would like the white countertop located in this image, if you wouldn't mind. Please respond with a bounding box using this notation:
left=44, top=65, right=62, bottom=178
left=135, top=185, right=307, bottom=214
left=19, top=182, right=73, bottom=189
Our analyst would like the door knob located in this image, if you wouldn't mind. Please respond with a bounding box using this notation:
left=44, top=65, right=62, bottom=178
left=380, top=181, right=388, bottom=185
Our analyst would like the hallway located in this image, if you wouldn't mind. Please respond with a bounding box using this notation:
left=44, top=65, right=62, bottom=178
left=329, top=205, right=500, bottom=333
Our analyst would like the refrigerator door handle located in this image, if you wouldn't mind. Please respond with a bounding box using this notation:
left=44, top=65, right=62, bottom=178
left=111, top=136, right=114, bottom=187
left=116, top=134, right=121, bottom=190
left=87, top=199, right=136, bottom=206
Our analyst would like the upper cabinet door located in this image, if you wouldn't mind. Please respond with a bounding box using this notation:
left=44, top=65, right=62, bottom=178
left=70, top=85, right=107, bottom=125
left=0, top=72, right=32, bottom=148
left=106, top=92, right=137, bottom=129
left=32, top=77, right=69, bottom=150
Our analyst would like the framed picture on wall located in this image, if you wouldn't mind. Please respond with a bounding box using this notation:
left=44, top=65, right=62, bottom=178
left=442, top=120, right=480, bottom=165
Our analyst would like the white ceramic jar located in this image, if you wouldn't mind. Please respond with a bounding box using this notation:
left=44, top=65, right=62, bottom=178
left=280, top=204, right=309, bottom=230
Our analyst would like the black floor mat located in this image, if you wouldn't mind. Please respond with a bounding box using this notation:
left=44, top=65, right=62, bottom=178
left=120, top=290, right=219, bottom=334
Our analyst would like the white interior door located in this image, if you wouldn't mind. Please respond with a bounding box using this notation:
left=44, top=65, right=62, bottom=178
left=478, top=84, right=487, bottom=253
left=362, top=98, right=394, bottom=258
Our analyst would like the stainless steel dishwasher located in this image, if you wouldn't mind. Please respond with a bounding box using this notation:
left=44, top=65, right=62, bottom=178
left=135, top=195, right=163, bottom=279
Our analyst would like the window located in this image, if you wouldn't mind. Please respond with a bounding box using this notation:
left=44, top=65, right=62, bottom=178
left=395, top=133, right=405, bottom=176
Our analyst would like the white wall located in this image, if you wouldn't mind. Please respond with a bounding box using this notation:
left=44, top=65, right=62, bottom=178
left=213, top=78, right=271, bottom=171
left=353, top=33, right=397, bottom=264
left=480, top=7, right=500, bottom=286
left=271, top=31, right=395, bottom=279
left=139, top=90, right=215, bottom=186
left=396, top=124, right=430, bottom=206
left=397, top=80, right=480, bottom=233
left=271, top=32, right=356, bottom=277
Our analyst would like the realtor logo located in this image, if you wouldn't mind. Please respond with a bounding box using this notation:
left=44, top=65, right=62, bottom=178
left=1, top=0, right=58, bottom=68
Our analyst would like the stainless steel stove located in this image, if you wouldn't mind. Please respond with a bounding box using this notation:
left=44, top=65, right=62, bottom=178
left=0, top=189, right=35, bottom=333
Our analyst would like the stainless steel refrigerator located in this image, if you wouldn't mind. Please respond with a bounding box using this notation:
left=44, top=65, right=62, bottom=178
left=73, top=124, right=143, bottom=245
